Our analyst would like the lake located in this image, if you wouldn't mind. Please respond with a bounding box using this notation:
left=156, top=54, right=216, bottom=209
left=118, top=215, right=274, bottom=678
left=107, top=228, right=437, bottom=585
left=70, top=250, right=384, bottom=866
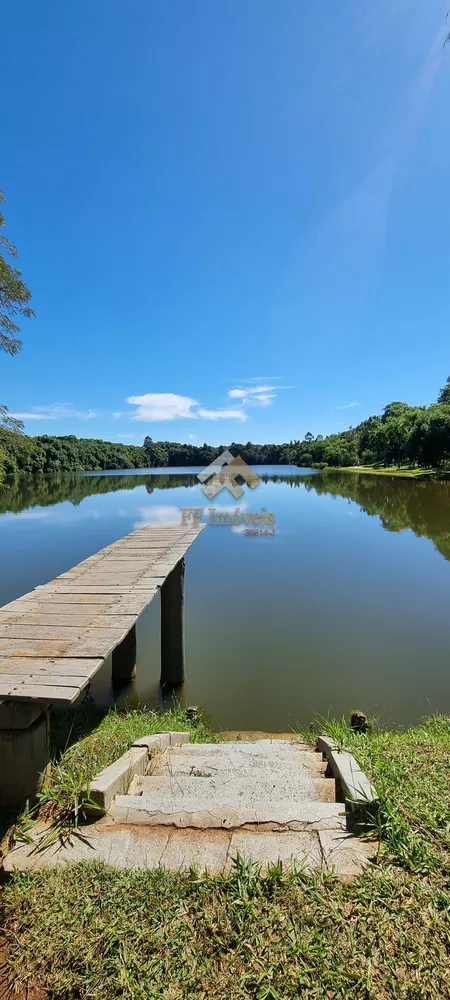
left=1, top=466, right=450, bottom=731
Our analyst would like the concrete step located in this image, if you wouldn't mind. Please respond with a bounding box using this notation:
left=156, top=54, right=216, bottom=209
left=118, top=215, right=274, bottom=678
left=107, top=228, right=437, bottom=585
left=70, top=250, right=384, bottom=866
left=110, top=789, right=340, bottom=829
left=2, top=817, right=375, bottom=877
left=128, top=772, right=334, bottom=802
left=116, top=739, right=336, bottom=829
left=147, top=745, right=327, bottom=780
left=164, top=741, right=314, bottom=755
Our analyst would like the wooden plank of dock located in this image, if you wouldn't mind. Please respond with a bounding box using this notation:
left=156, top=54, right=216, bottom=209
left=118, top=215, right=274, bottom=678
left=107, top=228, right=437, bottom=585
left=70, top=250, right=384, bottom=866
left=0, top=523, right=205, bottom=703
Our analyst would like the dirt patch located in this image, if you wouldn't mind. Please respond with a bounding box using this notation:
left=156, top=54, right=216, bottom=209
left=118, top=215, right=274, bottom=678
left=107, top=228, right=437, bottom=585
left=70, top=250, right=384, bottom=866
left=1, top=883, right=48, bottom=1000
left=0, top=934, right=48, bottom=1000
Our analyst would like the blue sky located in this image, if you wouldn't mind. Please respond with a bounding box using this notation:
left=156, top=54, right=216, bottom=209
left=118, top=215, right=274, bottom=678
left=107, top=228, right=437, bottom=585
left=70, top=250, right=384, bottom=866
left=2, top=0, right=449, bottom=445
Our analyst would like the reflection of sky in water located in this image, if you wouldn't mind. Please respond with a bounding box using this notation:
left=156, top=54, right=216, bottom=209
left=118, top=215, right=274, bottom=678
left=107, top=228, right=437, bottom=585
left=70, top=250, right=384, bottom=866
left=1, top=467, right=450, bottom=730
left=0, top=505, right=103, bottom=525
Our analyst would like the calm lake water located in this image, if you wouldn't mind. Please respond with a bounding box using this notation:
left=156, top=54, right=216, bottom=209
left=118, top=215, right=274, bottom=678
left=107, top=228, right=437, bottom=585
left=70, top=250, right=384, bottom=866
left=1, top=466, right=450, bottom=731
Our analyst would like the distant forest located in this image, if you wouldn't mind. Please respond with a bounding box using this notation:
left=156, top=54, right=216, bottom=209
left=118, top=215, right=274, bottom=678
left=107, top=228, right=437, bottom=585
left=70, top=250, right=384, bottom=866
left=0, top=434, right=294, bottom=477
left=1, top=377, right=450, bottom=477
left=295, top=377, right=450, bottom=470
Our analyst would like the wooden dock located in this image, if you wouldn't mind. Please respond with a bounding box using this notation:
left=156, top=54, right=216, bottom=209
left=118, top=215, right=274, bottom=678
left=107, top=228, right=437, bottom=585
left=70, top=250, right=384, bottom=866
left=0, top=523, right=204, bottom=705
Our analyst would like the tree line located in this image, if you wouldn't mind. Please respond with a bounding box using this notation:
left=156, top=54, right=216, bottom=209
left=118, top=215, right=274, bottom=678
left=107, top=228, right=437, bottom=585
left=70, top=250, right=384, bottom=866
left=0, top=432, right=296, bottom=477
left=295, top=378, right=450, bottom=470
left=2, top=379, right=450, bottom=480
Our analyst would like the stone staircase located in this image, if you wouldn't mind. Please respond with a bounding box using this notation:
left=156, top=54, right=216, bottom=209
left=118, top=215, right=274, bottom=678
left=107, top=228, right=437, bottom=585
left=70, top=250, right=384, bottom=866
left=113, top=739, right=337, bottom=827
left=3, top=734, right=375, bottom=877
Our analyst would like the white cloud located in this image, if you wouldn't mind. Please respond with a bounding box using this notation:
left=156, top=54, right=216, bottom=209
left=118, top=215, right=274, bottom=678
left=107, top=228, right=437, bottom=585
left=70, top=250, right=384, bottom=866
left=133, top=505, right=182, bottom=528
left=10, top=403, right=98, bottom=421
left=126, top=393, right=199, bottom=421
left=125, top=381, right=295, bottom=423
left=0, top=507, right=102, bottom=525
left=0, top=510, right=51, bottom=522
left=188, top=433, right=196, bottom=440
left=246, top=376, right=283, bottom=382
left=197, top=407, right=247, bottom=421
left=252, top=394, right=277, bottom=406
left=42, top=404, right=98, bottom=420
left=230, top=376, right=284, bottom=384
left=229, top=384, right=277, bottom=400
left=9, top=412, right=53, bottom=421
left=335, top=402, right=359, bottom=410
left=126, top=393, right=247, bottom=423
left=228, top=384, right=293, bottom=407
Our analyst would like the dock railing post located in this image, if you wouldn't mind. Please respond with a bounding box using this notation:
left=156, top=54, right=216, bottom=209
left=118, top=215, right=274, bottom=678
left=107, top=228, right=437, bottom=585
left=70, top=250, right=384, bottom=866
left=160, top=557, right=185, bottom=687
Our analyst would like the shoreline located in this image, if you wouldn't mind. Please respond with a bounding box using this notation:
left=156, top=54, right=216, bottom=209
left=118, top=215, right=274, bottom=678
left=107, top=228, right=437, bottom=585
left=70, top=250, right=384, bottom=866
left=310, top=465, right=448, bottom=480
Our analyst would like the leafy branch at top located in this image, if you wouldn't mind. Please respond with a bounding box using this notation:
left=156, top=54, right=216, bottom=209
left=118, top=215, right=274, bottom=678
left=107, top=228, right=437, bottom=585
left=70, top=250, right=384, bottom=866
left=0, top=189, right=34, bottom=356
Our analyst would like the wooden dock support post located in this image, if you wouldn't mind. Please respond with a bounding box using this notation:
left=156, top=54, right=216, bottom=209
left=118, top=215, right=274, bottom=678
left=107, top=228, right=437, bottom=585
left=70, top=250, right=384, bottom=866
left=0, top=702, right=50, bottom=807
left=160, top=558, right=185, bottom=687
left=112, top=625, right=137, bottom=688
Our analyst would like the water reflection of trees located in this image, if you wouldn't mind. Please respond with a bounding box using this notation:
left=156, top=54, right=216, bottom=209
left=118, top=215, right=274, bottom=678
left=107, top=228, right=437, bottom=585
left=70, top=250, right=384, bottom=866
left=2, top=470, right=449, bottom=564
left=259, top=474, right=312, bottom=487
left=302, top=471, right=450, bottom=563
left=0, top=473, right=199, bottom=515
left=261, top=471, right=450, bottom=560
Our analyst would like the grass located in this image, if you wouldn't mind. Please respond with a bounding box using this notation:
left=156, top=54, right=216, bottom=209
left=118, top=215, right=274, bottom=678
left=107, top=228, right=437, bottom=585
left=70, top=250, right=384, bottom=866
left=2, top=714, right=450, bottom=998
left=332, top=464, right=445, bottom=480
left=1, top=702, right=216, bottom=845
left=4, top=860, right=450, bottom=1000
left=319, top=715, right=450, bottom=873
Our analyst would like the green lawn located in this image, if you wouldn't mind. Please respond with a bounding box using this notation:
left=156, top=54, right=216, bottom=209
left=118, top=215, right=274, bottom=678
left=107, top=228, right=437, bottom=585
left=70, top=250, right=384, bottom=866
left=2, top=713, right=450, bottom=999
left=332, top=465, right=444, bottom=479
